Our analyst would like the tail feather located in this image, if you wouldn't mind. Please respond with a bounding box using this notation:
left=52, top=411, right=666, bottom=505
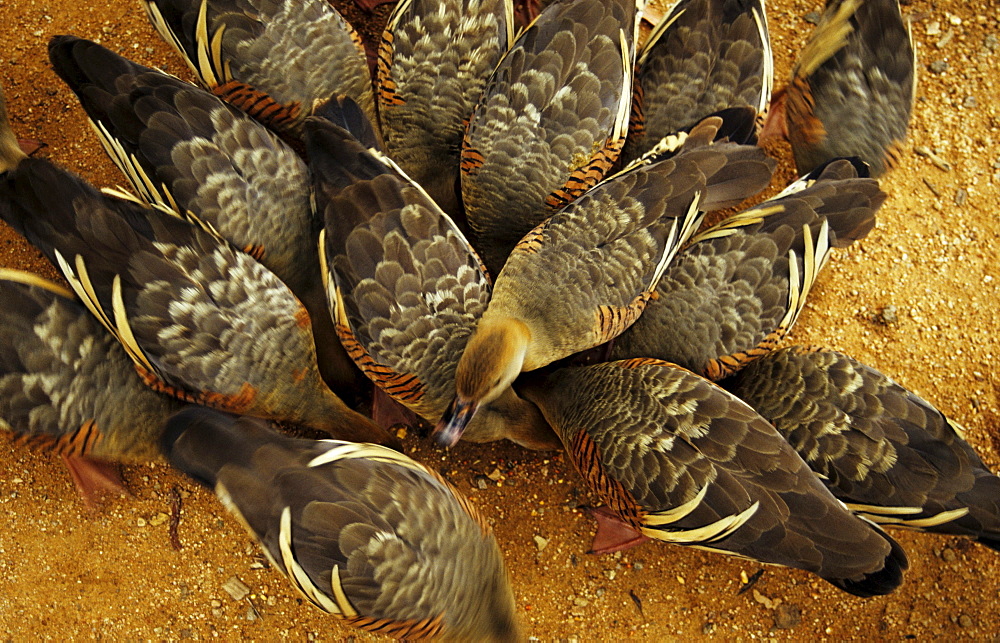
left=829, top=526, right=908, bottom=598
left=161, top=406, right=286, bottom=489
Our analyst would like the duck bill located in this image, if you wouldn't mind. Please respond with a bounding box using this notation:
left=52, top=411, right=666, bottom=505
left=433, top=398, right=479, bottom=448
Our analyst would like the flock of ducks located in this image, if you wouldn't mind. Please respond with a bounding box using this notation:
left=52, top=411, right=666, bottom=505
left=0, top=0, right=997, bottom=638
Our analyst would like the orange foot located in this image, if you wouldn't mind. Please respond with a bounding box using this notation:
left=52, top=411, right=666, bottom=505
left=61, top=454, right=127, bottom=510
left=587, top=506, right=652, bottom=554
left=18, top=138, right=46, bottom=156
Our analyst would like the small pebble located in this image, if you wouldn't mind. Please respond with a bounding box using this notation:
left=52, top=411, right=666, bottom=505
left=876, top=305, right=898, bottom=324
left=914, top=146, right=952, bottom=171
left=955, top=188, right=968, bottom=206
left=753, top=589, right=780, bottom=610
left=936, top=30, right=954, bottom=49
left=959, top=615, right=973, bottom=628
left=222, top=576, right=251, bottom=601
left=926, top=21, right=941, bottom=36
left=149, top=512, right=169, bottom=526
left=136, top=518, right=147, bottom=528
left=804, top=11, right=820, bottom=24
left=963, top=96, right=977, bottom=109
left=941, top=547, right=957, bottom=563
left=774, top=604, right=802, bottom=629
left=533, top=535, right=549, bottom=552
left=929, top=60, right=949, bottom=73
left=986, top=34, right=999, bottom=51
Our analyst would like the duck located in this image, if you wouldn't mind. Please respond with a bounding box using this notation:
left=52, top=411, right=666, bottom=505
left=518, top=358, right=908, bottom=597
left=0, top=87, right=396, bottom=448
left=764, top=0, right=915, bottom=177
left=436, top=114, right=776, bottom=446
left=306, top=114, right=561, bottom=450
left=460, top=0, right=639, bottom=274
left=722, top=345, right=1000, bottom=552
left=620, top=0, right=772, bottom=166
left=376, top=0, right=515, bottom=217
left=610, top=157, right=884, bottom=379
left=47, top=35, right=362, bottom=397
left=163, top=406, right=522, bottom=640
left=139, top=0, right=376, bottom=135
left=0, top=268, right=183, bottom=505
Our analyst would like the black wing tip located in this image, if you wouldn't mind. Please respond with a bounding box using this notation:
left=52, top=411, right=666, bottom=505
left=830, top=531, right=909, bottom=598
left=47, top=34, right=83, bottom=52
left=312, top=94, right=382, bottom=151
left=161, top=406, right=294, bottom=490
left=977, top=535, right=1000, bottom=554
left=808, top=156, right=872, bottom=181
left=160, top=406, right=222, bottom=456
left=708, top=106, right=759, bottom=146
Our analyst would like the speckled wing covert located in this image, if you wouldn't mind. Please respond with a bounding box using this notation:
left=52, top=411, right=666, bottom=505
left=610, top=158, right=884, bottom=380
left=621, top=0, right=772, bottom=165
left=48, top=36, right=317, bottom=300
left=309, top=116, right=489, bottom=423
left=47, top=37, right=360, bottom=395
left=163, top=407, right=521, bottom=640
left=461, top=0, right=638, bottom=273
left=0, top=158, right=392, bottom=446
left=486, top=115, right=776, bottom=370
left=723, top=346, right=1000, bottom=552
left=0, top=269, right=180, bottom=462
left=520, top=359, right=908, bottom=597
left=140, top=0, right=376, bottom=134
left=307, top=118, right=558, bottom=449
left=782, top=0, right=915, bottom=176
left=377, top=0, right=514, bottom=216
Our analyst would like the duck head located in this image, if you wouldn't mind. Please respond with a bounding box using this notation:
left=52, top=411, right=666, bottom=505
left=433, top=317, right=531, bottom=447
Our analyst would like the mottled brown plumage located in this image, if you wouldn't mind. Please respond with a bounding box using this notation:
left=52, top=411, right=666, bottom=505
left=163, top=407, right=521, bottom=640
left=0, top=270, right=182, bottom=502
left=723, top=346, right=1000, bottom=552
left=47, top=36, right=361, bottom=396
left=437, top=116, right=775, bottom=445
left=621, top=0, right=772, bottom=165
left=307, top=117, right=560, bottom=450
left=141, top=0, right=376, bottom=134
left=773, top=0, right=915, bottom=176
left=377, top=0, right=514, bottom=216
left=520, top=359, right=908, bottom=597
left=0, top=154, right=394, bottom=447
left=461, top=0, right=638, bottom=273
left=611, top=157, right=883, bottom=379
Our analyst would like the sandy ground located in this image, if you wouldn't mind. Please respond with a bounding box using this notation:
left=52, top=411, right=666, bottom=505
left=1, top=0, right=999, bottom=639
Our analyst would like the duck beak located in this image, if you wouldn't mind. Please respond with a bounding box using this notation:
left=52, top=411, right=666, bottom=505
left=433, top=397, right=479, bottom=447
